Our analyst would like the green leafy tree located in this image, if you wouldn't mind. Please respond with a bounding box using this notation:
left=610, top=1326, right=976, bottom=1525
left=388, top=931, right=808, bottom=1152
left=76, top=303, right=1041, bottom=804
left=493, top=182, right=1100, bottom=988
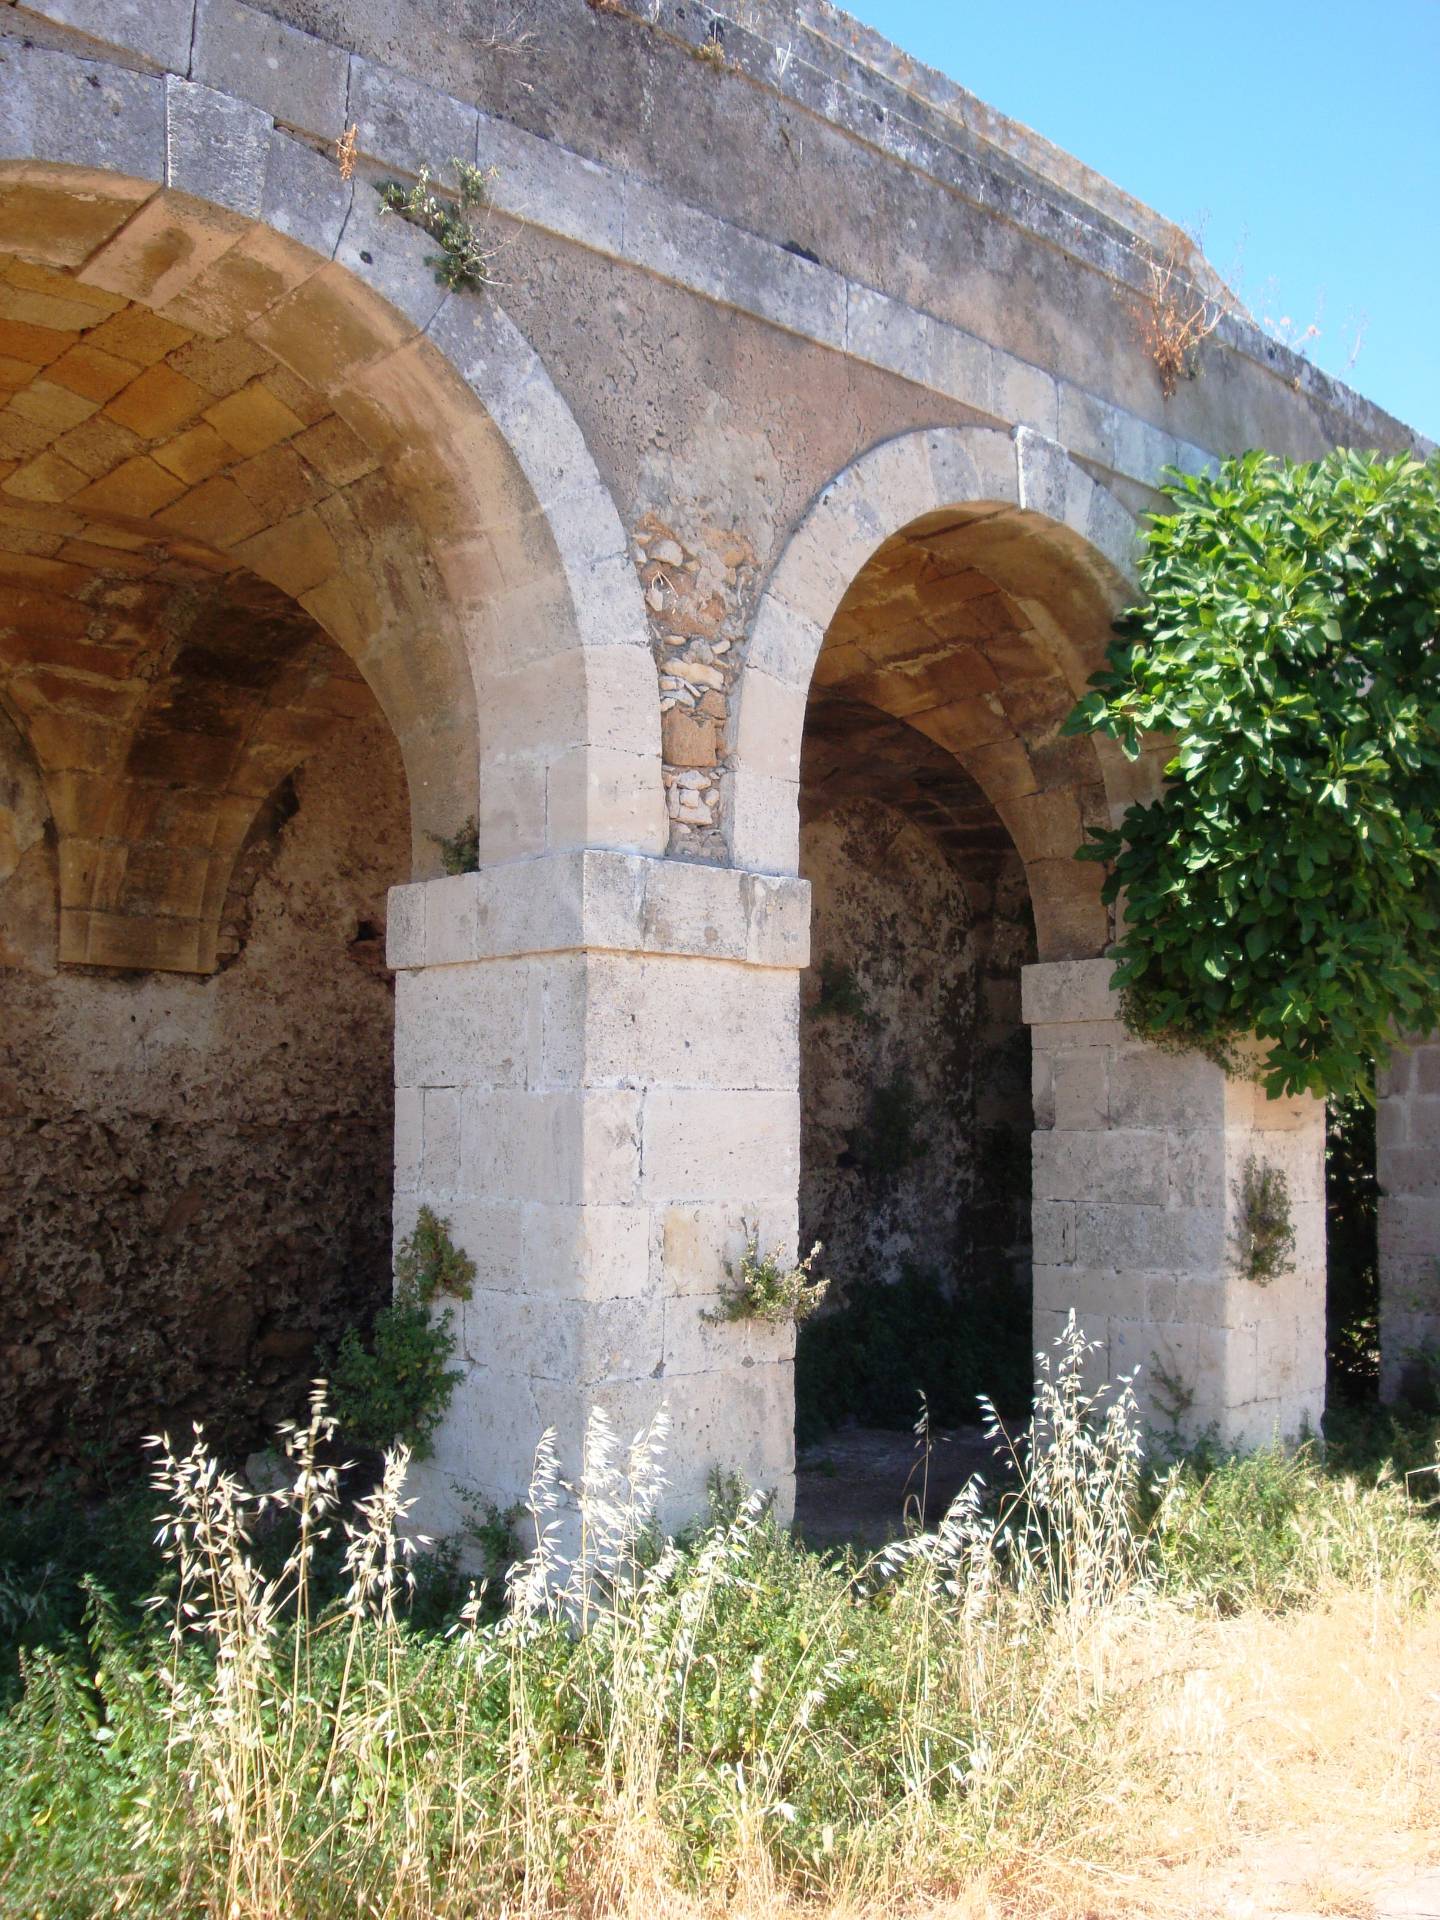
left=1064, top=449, right=1440, bottom=1099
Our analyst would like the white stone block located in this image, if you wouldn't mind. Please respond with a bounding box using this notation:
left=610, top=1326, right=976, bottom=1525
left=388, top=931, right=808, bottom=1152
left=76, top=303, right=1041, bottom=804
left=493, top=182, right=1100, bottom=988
left=641, top=1089, right=800, bottom=1204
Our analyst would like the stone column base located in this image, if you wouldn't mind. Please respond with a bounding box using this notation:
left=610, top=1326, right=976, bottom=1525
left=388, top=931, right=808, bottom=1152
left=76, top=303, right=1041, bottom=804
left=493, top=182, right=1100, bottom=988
left=387, top=850, right=809, bottom=1543
left=1377, top=1040, right=1440, bottom=1403
left=1024, top=959, right=1326, bottom=1451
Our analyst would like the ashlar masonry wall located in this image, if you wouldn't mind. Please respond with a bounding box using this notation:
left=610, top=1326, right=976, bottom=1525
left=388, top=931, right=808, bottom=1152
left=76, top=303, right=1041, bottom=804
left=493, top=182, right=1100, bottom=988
left=387, top=853, right=811, bottom=1530
left=1377, top=1042, right=1440, bottom=1402
left=1027, top=959, right=1326, bottom=1445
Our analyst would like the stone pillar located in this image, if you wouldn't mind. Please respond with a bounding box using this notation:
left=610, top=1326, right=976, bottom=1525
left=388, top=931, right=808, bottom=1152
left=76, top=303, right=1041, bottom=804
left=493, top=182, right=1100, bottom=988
left=386, top=851, right=807, bottom=1538
left=1024, top=959, right=1326, bottom=1449
left=1377, top=1040, right=1440, bottom=1402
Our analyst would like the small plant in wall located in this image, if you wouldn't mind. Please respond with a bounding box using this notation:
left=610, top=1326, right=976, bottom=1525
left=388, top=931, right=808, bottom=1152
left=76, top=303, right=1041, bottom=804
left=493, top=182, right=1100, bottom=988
left=329, top=1207, right=477, bottom=1457
left=430, top=815, right=480, bottom=875
left=1119, top=223, right=1230, bottom=397
left=379, top=160, right=501, bottom=293
left=1233, top=1157, right=1297, bottom=1285
left=705, top=1233, right=829, bottom=1326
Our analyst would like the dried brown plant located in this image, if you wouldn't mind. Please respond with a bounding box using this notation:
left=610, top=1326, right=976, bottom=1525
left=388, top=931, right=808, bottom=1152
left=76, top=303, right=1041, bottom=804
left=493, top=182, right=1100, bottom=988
left=335, top=121, right=358, bottom=181
left=1122, top=224, right=1231, bottom=398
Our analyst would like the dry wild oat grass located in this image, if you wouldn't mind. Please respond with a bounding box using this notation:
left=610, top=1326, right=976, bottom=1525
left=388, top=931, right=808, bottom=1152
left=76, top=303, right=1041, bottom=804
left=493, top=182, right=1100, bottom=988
left=3, top=1316, right=1437, bottom=1920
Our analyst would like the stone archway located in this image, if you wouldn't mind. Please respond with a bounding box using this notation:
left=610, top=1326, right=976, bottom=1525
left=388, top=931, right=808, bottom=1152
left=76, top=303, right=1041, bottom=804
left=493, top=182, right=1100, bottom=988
left=0, top=100, right=665, bottom=917
left=0, top=74, right=665, bottom=1493
left=735, top=427, right=1328, bottom=1455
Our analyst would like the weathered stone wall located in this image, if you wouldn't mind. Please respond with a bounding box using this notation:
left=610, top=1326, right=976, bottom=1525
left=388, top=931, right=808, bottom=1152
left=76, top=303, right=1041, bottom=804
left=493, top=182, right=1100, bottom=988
left=799, top=795, right=1031, bottom=1294
left=1377, top=1042, right=1440, bottom=1402
left=1028, top=960, right=1327, bottom=1447
left=0, top=0, right=1423, bottom=1523
left=0, top=703, right=407, bottom=1486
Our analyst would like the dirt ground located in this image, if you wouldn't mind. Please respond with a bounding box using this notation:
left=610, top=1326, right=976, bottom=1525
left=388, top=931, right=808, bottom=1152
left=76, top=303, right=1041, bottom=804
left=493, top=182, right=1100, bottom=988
left=794, top=1432, right=1440, bottom=1920
left=794, top=1423, right=997, bottom=1552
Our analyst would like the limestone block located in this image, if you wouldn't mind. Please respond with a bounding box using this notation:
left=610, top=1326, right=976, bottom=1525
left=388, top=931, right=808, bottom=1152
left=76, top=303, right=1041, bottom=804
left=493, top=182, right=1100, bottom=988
left=845, top=283, right=930, bottom=386
left=420, top=1085, right=462, bottom=1196
left=1020, top=957, right=1117, bottom=1027
left=164, top=78, right=272, bottom=218
left=349, top=55, right=479, bottom=182
left=261, top=130, right=353, bottom=259
left=1032, top=1200, right=1075, bottom=1266
left=728, top=765, right=800, bottom=876
left=16, top=0, right=195, bottom=71
left=545, top=745, right=668, bottom=859
left=660, top=1199, right=800, bottom=1300
left=995, top=355, right=1060, bottom=437
left=250, top=264, right=414, bottom=393
left=1142, top=1275, right=1228, bottom=1329
left=520, top=1203, right=651, bottom=1302
left=746, top=595, right=820, bottom=692
left=1085, top=478, right=1141, bottom=589
left=926, top=326, right=999, bottom=421
left=1165, top=1130, right=1226, bottom=1210
left=641, top=1089, right=799, bottom=1205
left=732, top=667, right=806, bottom=782
left=1031, top=1048, right=1056, bottom=1129
left=393, top=959, right=531, bottom=1090
left=554, top=953, right=799, bottom=1092
left=456, top=1291, right=665, bottom=1388
left=476, top=753, right=546, bottom=864
left=997, top=787, right=1084, bottom=864
left=1023, top=1016, right=1127, bottom=1051
left=69, top=453, right=187, bottom=518
left=741, top=872, right=811, bottom=971
left=478, top=107, right=626, bottom=258
left=1074, top=1201, right=1224, bottom=1274
left=192, top=0, right=347, bottom=137
left=1033, top=1129, right=1168, bottom=1207
left=393, top=1084, right=422, bottom=1195
left=661, top=1291, right=795, bottom=1379
left=335, top=187, right=450, bottom=336
left=459, top=1087, right=642, bottom=1207
left=80, top=189, right=246, bottom=312
left=0, top=44, right=166, bottom=182
left=1051, top=1048, right=1107, bottom=1130
left=392, top=1197, right=525, bottom=1295
left=540, top=486, right=634, bottom=600
left=636, top=857, right=745, bottom=962
left=385, top=878, right=426, bottom=969
left=1378, top=1194, right=1440, bottom=1269
left=421, top=871, right=479, bottom=968
left=1108, top=1045, right=1224, bottom=1130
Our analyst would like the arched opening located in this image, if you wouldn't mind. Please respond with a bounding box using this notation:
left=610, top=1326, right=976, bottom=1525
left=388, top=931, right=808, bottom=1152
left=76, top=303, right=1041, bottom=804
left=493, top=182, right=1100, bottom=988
left=0, top=529, right=410, bottom=1484
left=734, top=433, right=1139, bottom=1543
left=0, top=150, right=661, bottom=1489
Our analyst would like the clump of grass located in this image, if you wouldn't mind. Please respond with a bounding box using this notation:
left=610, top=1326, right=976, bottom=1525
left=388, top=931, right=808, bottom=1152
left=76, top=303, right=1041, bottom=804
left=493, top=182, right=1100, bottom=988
left=705, top=1235, right=829, bottom=1326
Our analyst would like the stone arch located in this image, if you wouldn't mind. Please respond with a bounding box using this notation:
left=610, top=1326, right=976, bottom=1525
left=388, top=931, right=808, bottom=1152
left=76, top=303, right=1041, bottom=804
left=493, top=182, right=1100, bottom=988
left=0, top=56, right=661, bottom=967
left=730, top=424, right=1143, bottom=959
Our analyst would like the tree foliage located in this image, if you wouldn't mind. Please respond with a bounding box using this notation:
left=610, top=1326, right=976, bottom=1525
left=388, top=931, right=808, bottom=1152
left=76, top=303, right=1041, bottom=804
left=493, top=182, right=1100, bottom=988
left=1064, top=449, right=1440, bottom=1099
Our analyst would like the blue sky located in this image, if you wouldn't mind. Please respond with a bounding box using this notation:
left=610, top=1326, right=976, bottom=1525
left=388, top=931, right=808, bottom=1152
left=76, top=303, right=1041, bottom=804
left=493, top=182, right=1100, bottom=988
left=841, top=0, right=1440, bottom=444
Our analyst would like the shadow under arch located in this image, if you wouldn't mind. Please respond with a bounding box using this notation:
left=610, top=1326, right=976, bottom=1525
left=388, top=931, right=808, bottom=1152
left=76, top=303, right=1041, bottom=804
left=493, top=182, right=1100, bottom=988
left=731, top=424, right=1148, bottom=960
left=0, top=120, right=661, bottom=969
